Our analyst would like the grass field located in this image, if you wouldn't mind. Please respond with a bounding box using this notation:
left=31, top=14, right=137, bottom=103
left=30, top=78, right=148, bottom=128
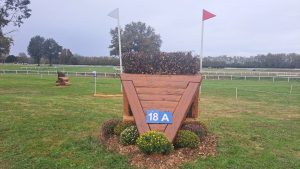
left=0, top=74, right=300, bottom=169
left=0, top=64, right=117, bottom=73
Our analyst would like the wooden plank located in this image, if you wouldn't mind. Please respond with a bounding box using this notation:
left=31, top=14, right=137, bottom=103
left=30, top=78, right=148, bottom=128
left=143, top=102, right=178, bottom=133
left=136, top=87, right=185, bottom=95
left=133, top=80, right=188, bottom=89
left=122, top=81, right=150, bottom=134
left=148, top=124, right=168, bottom=132
left=121, top=73, right=202, bottom=83
left=123, top=115, right=134, bottom=122
left=141, top=101, right=178, bottom=110
left=139, top=94, right=181, bottom=102
left=164, top=82, right=199, bottom=142
left=123, top=86, right=130, bottom=117
left=142, top=107, right=175, bottom=112
left=191, top=88, right=199, bottom=118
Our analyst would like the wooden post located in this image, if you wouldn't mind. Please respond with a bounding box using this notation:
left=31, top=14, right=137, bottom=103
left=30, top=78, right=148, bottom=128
left=191, top=88, right=199, bottom=118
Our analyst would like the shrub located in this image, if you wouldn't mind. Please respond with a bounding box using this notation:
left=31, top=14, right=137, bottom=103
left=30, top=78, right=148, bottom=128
left=120, top=126, right=139, bottom=145
left=181, top=121, right=208, bottom=141
left=99, top=119, right=121, bottom=142
left=113, top=121, right=136, bottom=136
left=122, top=52, right=200, bottom=75
left=136, top=131, right=173, bottom=154
left=174, top=130, right=199, bottom=149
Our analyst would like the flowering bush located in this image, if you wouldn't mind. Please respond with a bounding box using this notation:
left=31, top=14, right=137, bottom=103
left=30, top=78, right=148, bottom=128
left=181, top=121, right=208, bottom=141
left=113, top=121, right=136, bottom=136
left=120, top=126, right=139, bottom=145
left=137, top=131, right=173, bottom=154
left=174, top=130, right=199, bottom=148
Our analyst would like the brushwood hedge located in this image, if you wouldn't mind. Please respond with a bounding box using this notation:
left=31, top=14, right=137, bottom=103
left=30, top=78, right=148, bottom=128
left=122, top=52, right=200, bottom=75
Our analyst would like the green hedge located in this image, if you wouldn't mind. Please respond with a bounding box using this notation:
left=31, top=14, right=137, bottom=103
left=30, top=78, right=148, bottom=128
left=136, top=131, right=173, bottom=154
left=122, top=52, right=200, bottom=75
left=174, top=130, right=199, bottom=148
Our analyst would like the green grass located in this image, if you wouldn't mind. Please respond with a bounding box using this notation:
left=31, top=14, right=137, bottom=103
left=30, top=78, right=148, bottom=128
left=0, top=74, right=299, bottom=169
left=0, top=64, right=117, bottom=73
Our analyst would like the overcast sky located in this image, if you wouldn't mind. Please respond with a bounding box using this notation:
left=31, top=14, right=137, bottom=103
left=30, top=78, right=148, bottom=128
left=6, top=0, right=300, bottom=57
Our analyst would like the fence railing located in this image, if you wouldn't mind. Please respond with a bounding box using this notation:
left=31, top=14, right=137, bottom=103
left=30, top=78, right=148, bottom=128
left=202, top=71, right=300, bottom=77
left=1, top=70, right=300, bottom=82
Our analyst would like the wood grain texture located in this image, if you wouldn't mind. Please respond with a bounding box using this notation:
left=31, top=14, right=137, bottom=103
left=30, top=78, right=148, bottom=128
left=136, top=87, right=185, bottom=95
left=141, top=101, right=178, bottom=110
left=133, top=80, right=188, bottom=89
left=138, top=94, right=181, bottom=102
left=123, top=87, right=130, bottom=116
left=164, top=83, right=200, bottom=142
left=192, top=88, right=199, bottom=118
left=121, top=73, right=202, bottom=83
left=122, top=81, right=150, bottom=134
left=121, top=74, right=203, bottom=142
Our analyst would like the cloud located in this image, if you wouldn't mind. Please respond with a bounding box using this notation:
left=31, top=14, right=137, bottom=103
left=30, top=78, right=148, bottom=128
left=7, top=0, right=300, bottom=56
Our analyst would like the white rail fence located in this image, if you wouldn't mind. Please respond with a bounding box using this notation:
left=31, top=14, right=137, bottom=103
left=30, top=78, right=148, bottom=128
left=1, top=70, right=300, bottom=82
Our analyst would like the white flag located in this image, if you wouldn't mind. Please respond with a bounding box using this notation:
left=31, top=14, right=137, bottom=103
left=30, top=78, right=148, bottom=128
left=108, top=8, right=119, bottom=19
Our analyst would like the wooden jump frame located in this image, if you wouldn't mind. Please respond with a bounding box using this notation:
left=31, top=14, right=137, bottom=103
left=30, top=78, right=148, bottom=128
left=121, top=73, right=202, bottom=142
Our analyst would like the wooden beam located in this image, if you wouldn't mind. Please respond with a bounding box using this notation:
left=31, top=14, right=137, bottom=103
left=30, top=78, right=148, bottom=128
left=121, top=73, right=202, bottom=83
left=164, top=82, right=199, bottom=142
left=122, top=81, right=150, bottom=134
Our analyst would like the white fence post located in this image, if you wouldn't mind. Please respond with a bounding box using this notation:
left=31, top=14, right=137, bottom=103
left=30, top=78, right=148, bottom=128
left=290, top=85, right=293, bottom=94
left=288, top=77, right=290, bottom=83
left=235, top=88, right=238, bottom=100
left=273, top=77, right=275, bottom=83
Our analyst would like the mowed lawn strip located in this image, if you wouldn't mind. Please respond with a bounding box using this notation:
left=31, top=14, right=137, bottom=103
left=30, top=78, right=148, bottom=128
left=0, top=74, right=299, bottom=168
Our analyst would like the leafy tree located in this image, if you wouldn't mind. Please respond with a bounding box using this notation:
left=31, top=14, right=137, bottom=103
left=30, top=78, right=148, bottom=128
left=0, top=32, right=12, bottom=61
left=59, top=48, right=73, bottom=64
left=0, top=0, right=31, bottom=56
left=43, top=38, right=62, bottom=66
left=109, top=21, right=162, bottom=56
left=27, top=35, right=45, bottom=66
left=17, top=52, right=28, bottom=64
left=5, top=54, right=16, bottom=63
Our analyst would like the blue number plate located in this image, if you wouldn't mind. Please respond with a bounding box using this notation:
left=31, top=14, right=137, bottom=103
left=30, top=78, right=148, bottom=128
left=146, top=109, right=173, bottom=124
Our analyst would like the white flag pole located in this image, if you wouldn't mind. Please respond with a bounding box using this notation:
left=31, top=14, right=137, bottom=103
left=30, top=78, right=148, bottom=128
left=108, top=8, right=123, bottom=92
left=200, top=20, right=205, bottom=73
left=117, top=13, right=123, bottom=74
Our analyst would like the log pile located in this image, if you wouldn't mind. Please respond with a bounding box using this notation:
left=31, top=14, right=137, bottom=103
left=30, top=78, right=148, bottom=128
left=56, top=72, right=70, bottom=86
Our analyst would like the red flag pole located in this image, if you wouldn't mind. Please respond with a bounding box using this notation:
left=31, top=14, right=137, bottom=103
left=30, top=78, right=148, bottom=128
left=200, top=19, right=204, bottom=73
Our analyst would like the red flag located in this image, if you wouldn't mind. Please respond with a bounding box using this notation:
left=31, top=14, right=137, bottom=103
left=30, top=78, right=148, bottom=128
left=202, top=9, right=216, bottom=21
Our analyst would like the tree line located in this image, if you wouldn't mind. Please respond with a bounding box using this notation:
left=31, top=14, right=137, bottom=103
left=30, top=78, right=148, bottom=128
left=203, top=53, right=300, bottom=68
